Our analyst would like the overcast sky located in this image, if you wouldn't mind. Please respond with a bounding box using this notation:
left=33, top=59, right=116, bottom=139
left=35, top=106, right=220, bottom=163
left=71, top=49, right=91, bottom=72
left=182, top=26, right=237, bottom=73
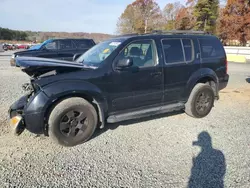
left=0, top=0, right=183, bottom=34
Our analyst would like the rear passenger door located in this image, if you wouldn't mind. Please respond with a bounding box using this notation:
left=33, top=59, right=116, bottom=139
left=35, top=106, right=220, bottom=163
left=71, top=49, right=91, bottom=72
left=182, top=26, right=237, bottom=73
left=57, top=40, right=75, bottom=61
left=162, top=38, right=201, bottom=104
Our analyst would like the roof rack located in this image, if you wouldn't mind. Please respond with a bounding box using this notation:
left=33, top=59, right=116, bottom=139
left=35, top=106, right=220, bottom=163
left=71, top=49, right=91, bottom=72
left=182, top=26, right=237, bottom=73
left=113, top=33, right=139, bottom=38
left=151, top=30, right=210, bottom=35
left=112, top=30, right=210, bottom=39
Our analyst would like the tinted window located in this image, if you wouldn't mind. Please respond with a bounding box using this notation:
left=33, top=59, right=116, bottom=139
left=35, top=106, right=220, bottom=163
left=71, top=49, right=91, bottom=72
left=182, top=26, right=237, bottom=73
left=74, top=39, right=94, bottom=49
left=199, top=38, right=224, bottom=58
left=58, top=40, right=73, bottom=50
left=182, top=39, right=194, bottom=62
left=44, top=41, right=57, bottom=50
left=118, top=40, right=157, bottom=68
left=162, top=39, right=184, bottom=64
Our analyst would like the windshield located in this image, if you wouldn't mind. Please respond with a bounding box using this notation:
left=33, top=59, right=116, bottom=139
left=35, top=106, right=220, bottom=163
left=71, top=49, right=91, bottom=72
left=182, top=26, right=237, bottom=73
left=76, top=39, right=124, bottom=67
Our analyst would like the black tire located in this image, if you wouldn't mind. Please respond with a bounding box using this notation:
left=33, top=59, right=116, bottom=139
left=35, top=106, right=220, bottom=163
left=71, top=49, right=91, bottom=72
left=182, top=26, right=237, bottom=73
left=48, top=97, right=97, bottom=147
left=185, top=83, right=215, bottom=118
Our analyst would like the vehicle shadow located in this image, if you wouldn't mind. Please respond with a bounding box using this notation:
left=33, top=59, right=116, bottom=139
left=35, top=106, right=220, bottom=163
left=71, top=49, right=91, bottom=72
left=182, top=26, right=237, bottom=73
left=91, top=110, right=184, bottom=140
left=246, top=77, right=250, bottom=83
left=188, top=131, right=226, bottom=188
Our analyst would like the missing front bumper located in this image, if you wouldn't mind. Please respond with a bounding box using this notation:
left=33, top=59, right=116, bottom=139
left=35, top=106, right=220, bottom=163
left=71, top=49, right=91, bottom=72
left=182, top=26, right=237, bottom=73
left=8, top=94, right=29, bottom=135
left=10, top=115, right=25, bottom=136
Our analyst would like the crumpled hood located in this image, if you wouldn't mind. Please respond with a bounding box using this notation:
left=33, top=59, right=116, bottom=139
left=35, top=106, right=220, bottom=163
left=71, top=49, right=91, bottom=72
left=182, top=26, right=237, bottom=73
left=16, top=56, right=85, bottom=78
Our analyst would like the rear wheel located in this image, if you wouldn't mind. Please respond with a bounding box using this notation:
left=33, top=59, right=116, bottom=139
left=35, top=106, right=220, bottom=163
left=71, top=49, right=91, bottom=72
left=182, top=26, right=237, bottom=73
left=48, top=97, right=97, bottom=147
left=185, top=83, right=214, bottom=118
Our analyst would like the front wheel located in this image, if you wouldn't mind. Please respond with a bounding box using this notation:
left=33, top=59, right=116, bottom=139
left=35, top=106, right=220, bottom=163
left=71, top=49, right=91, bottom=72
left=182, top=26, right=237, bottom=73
left=185, top=83, right=215, bottom=118
left=48, top=97, right=98, bottom=147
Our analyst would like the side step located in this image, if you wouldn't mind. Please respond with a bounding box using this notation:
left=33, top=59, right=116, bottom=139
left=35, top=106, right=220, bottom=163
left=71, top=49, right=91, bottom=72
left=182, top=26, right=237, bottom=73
left=107, top=103, right=184, bottom=123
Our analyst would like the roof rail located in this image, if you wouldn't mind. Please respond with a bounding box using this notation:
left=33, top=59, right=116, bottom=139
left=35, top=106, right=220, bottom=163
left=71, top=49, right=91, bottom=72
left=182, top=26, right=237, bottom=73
left=113, top=33, right=139, bottom=38
left=151, top=30, right=210, bottom=35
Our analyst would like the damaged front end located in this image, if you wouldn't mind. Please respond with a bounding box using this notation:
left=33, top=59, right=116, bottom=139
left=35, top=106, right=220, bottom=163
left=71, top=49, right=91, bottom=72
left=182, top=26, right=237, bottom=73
left=9, top=81, right=38, bottom=135
left=9, top=56, right=85, bottom=136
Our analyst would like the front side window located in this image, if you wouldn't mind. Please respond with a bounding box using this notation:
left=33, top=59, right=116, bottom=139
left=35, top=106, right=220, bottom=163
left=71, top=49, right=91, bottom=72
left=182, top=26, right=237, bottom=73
left=44, top=41, right=57, bottom=50
left=75, top=39, right=124, bottom=68
left=117, top=40, right=157, bottom=68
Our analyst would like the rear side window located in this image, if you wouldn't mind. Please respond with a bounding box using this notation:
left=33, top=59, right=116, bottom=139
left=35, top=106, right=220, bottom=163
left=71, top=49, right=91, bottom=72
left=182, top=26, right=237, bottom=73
left=182, top=39, right=194, bottom=62
left=162, top=39, right=184, bottom=64
left=199, top=38, right=225, bottom=58
left=58, top=40, right=73, bottom=50
left=74, top=40, right=95, bottom=49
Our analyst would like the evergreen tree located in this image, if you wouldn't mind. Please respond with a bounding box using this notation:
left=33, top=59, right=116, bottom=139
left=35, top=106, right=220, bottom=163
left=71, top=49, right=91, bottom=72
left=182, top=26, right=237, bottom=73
left=193, top=0, right=219, bottom=33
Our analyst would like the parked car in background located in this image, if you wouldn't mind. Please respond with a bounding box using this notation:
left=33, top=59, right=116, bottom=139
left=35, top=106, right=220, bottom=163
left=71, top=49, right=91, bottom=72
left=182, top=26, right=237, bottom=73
left=10, top=38, right=96, bottom=66
left=9, top=30, right=229, bottom=147
left=2, top=43, right=17, bottom=51
left=17, top=44, right=29, bottom=49
left=2, top=43, right=9, bottom=51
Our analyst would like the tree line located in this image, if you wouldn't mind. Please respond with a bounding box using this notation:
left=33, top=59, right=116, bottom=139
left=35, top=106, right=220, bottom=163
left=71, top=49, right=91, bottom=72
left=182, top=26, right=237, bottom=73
left=0, top=28, right=112, bottom=43
left=0, top=27, right=28, bottom=41
left=117, top=0, right=250, bottom=46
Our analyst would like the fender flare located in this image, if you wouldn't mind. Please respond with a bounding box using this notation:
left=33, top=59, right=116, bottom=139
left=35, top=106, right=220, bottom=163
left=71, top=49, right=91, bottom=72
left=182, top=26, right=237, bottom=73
left=185, top=68, right=219, bottom=98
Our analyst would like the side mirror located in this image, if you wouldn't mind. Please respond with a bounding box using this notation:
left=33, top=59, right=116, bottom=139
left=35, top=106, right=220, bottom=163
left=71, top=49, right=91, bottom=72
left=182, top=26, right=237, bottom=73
left=116, top=57, right=133, bottom=70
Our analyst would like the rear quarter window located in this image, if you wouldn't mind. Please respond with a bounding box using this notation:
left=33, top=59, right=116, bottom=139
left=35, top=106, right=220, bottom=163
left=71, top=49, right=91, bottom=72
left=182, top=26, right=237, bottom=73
left=73, top=39, right=95, bottom=49
left=199, top=38, right=225, bottom=58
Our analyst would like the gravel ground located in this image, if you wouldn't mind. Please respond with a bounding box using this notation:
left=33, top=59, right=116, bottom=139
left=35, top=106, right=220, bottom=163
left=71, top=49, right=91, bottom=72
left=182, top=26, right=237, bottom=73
left=0, top=57, right=250, bottom=188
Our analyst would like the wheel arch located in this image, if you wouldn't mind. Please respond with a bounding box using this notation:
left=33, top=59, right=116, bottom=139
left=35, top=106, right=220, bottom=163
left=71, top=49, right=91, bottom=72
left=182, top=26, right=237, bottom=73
left=186, top=68, right=219, bottom=100
left=41, top=81, right=108, bottom=135
left=43, top=92, right=107, bottom=136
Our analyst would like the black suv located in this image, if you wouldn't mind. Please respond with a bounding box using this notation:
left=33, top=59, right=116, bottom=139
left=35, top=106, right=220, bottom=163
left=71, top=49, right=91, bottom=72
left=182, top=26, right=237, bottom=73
left=10, top=38, right=96, bottom=66
left=9, top=30, right=229, bottom=147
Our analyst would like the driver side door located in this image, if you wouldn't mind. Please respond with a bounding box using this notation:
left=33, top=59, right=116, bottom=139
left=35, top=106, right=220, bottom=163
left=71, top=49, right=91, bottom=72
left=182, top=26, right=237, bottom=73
left=110, top=39, right=164, bottom=112
left=36, top=40, right=59, bottom=59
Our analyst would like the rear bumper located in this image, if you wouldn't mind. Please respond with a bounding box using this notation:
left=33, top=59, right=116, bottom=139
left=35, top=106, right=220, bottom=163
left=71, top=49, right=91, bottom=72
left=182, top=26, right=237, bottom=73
left=219, top=74, right=229, bottom=91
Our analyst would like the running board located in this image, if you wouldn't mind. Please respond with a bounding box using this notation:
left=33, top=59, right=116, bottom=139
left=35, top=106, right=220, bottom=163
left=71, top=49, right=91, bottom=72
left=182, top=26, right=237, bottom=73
left=107, top=103, right=184, bottom=123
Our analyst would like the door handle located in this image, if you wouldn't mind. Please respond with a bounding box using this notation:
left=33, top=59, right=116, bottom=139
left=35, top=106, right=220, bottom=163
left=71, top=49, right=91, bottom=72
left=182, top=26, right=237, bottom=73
left=151, top=72, right=162, bottom=77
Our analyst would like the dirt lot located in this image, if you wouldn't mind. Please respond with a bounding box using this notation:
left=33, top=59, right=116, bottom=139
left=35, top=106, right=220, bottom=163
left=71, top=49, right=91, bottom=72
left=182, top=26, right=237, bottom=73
left=0, top=56, right=250, bottom=187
